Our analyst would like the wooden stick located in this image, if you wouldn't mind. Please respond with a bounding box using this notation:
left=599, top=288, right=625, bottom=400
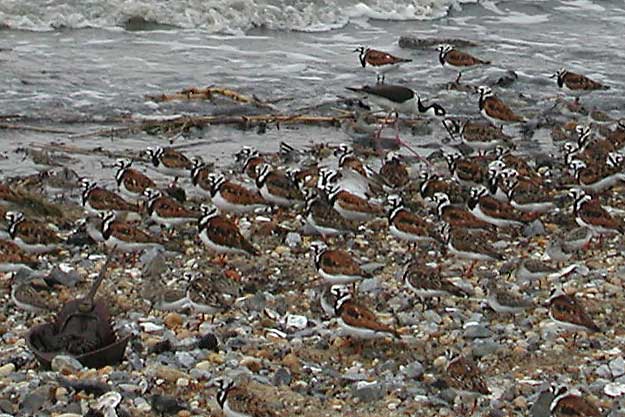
left=0, top=123, right=75, bottom=134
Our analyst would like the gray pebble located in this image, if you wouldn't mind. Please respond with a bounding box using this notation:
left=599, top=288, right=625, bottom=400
left=523, top=220, right=545, bottom=238
left=596, top=364, right=613, bottom=379
left=423, top=310, right=442, bottom=324
left=529, top=389, right=554, bottom=417
left=352, top=381, right=385, bottom=402
left=401, top=361, right=424, bottom=379
left=463, top=324, right=491, bottom=339
left=610, top=356, right=625, bottom=378
left=285, top=232, right=301, bottom=248
left=51, top=355, right=84, bottom=374
left=471, top=339, right=502, bottom=357
left=175, top=352, right=196, bottom=368
left=272, top=367, right=292, bottom=386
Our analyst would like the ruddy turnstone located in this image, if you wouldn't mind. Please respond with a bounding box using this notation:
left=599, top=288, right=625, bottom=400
left=5, top=211, right=63, bottom=254
left=235, top=146, right=265, bottom=181
left=419, top=172, right=464, bottom=203
left=202, top=173, right=267, bottom=214
left=546, top=287, right=600, bottom=333
left=477, top=86, right=525, bottom=126
left=214, top=377, right=278, bottom=417
left=303, top=190, right=358, bottom=237
left=310, top=241, right=371, bottom=286
left=379, top=152, right=410, bottom=191
left=387, top=195, right=439, bottom=245
left=553, top=68, right=609, bottom=95
left=145, top=146, right=194, bottom=178
left=101, top=211, right=163, bottom=252
left=402, top=259, right=468, bottom=305
left=503, top=175, right=556, bottom=214
left=444, top=152, right=488, bottom=188
left=332, top=287, right=400, bottom=340
left=437, top=44, right=490, bottom=83
left=443, top=118, right=511, bottom=152
left=81, top=179, right=138, bottom=216
left=569, top=188, right=625, bottom=236
left=468, top=185, right=531, bottom=228
left=255, top=163, right=304, bottom=207
left=432, top=192, right=493, bottom=231
left=114, top=159, right=156, bottom=202
left=0, top=239, right=38, bottom=272
left=198, top=205, right=258, bottom=256
left=353, top=46, right=412, bottom=84
left=568, top=159, right=625, bottom=193
left=144, top=188, right=198, bottom=228
left=549, top=385, right=602, bottom=417
left=326, top=184, right=384, bottom=222
left=483, top=280, right=533, bottom=314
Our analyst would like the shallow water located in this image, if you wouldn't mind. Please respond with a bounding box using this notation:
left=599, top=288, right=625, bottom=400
left=1, top=0, right=624, bottom=182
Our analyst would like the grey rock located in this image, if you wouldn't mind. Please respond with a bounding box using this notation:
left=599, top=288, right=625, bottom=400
left=530, top=389, right=554, bottom=417
left=175, top=352, right=196, bottom=368
left=51, top=355, right=84, bottom=374
left=471, top=339, right=503, bottom=357
left=20, top=386, right=50, bottom=414
left=359, top=277, right=380, bottom=293
left=0, top=400, right=14, bottom=414
left=423, top=310, right=442, bottom=324
left=464, top=324, right=491, bottom=339
left=46, top=266, right=81, bottom=287
left=244, top=292, right=267, bottom=312
left=378, top=360, right=397, bottom=373
left=439, top=388, right=456, bottom=403
left=285, top=232, right=301, bottom=248
left=589, top=378, right=608, bottom=394
left=272, top=367, right=292, bottom=386
left=610, top=357, right=625, bottom=378
left=352, top=381, right=385, bottom=402
left=596, top=364, right=613, bottom=379
left=401, top=361, right=424, bottom=379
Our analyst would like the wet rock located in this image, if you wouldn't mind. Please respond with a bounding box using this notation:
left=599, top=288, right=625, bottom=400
left=471, top=339, right=503, bottom=357
left=175, top=352, right=196, bottom=368
left=610, top=356, right=625, bottom=378
left=285, top=232, right=301, bottom=248
left=0, top=363, right=15, bottom=377
left=51, top=355, right=84, bottom=374
left=464, top=324, right=491, bottom=339
left=352, top=380, right=385, bottom=402
left=198, top=333, right=219, bottom=351
left=597, top=364, right=613, bottom=379
left=401, top=361, right=424, bottom=379
left=20, top=386, right=50, bottom=414
left=529, top=389, right=554, bottom=417
left=523, top=220, right=545, bottom=238
left=150, top=394, right=185, bottom=416
left=423, top=310, right=442, bottom=324
left=272, top=367, right=292, bottom=386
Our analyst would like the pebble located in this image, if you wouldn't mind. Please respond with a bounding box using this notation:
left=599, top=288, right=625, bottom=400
left=51, top=355, right=84, bottom=374
left=463, top=324, right=491, bottom=339
left=195, top=361, right=212, bottom=372
left=55, top=387, right=68, bottom=402
left=240, top=356, right=263, bottom=372
left=175, top=352, right=196, bottom=368
left=281, top=353, right=300, bottom=372
left=0, top=363, right=15, bottom=377
left=401, top=361, right=424, bottom=379
left=273, top=367, right=292, bottom=386
left=164, top=312, right=183, bottom=329
left=198, top=333, right=219, bottom=351
left=285, top=232, right=301, bottom=248
left=597, top=364, right=613, bottom=379
left=352, top=381, right=385, bottom=402
left=610, top=356, right=625, bottom=378
left=471, top=339, right=503, bottom=357
left=150, top=365, right=188, bottom=382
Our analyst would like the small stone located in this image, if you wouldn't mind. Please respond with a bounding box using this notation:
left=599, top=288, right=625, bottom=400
left=529, top=389, right=553, bottom=417
left=282, top=353, right=300, bottom=372
left=55, top=387, right=68, bottom=402
left=523, top=220, right=545, bottom=238
left=195, top=361, right=212, bottom=372
left=198, top=333, right=219, bottom=351
left=206, top=352, right=224, bottom=365
left=240, top=356, right=262, bottom=373
left=0, top=363, right=15, bottom=377
left=150, top=394, right=185, bottom=416
left=463, top=324, right=491, bottom=339
left=609, top=356, right=625, bottom=378
left=273, top=245, right=290, bottom=255
left=513, top=396, right=528, bottom=409
left=151, top=365, right=188, bottom=383
left=272, top=367, right=292, bottom=386
left=175, top=352, right=196, bottom=369
left=352, top=381, right=385, bottom=402
left=596, top=364, right=613, bottom=379
left=471, top=339, right=503, bottom=357
left=51, top=355, right=84, bottom=374
left=176, top=378, right=189, bottom=387
left=285, top=232, right=301, bottom=248
left=164, top=312, right=183, bottom=329
left=401, top=361, right=424, bottom=379
left=423, top=310, right=442, bottom=324
left=20, top=387, right=48, bottom=414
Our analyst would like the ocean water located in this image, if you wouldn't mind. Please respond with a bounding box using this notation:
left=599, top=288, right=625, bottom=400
left=1, top=0, right=624, bottom=181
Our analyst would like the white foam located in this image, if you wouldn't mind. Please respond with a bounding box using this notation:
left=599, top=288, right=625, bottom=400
left=0, top=0, right=480, bottom=32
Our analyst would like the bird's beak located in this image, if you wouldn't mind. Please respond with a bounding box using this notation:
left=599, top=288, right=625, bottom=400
left=352, top=48, right=360, bottom=53
left=549, top=73, right=557, bottom=79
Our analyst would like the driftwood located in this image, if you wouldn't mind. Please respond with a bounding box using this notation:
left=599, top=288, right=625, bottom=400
left=398, top=36, right=478, bottom=50
left=0, top=123, right=75, bottom=134
left=144, top=86, right=280, bottom=111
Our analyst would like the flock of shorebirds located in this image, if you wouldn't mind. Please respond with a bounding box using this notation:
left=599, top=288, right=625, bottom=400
left=1, top=43, right=622, bottom=416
